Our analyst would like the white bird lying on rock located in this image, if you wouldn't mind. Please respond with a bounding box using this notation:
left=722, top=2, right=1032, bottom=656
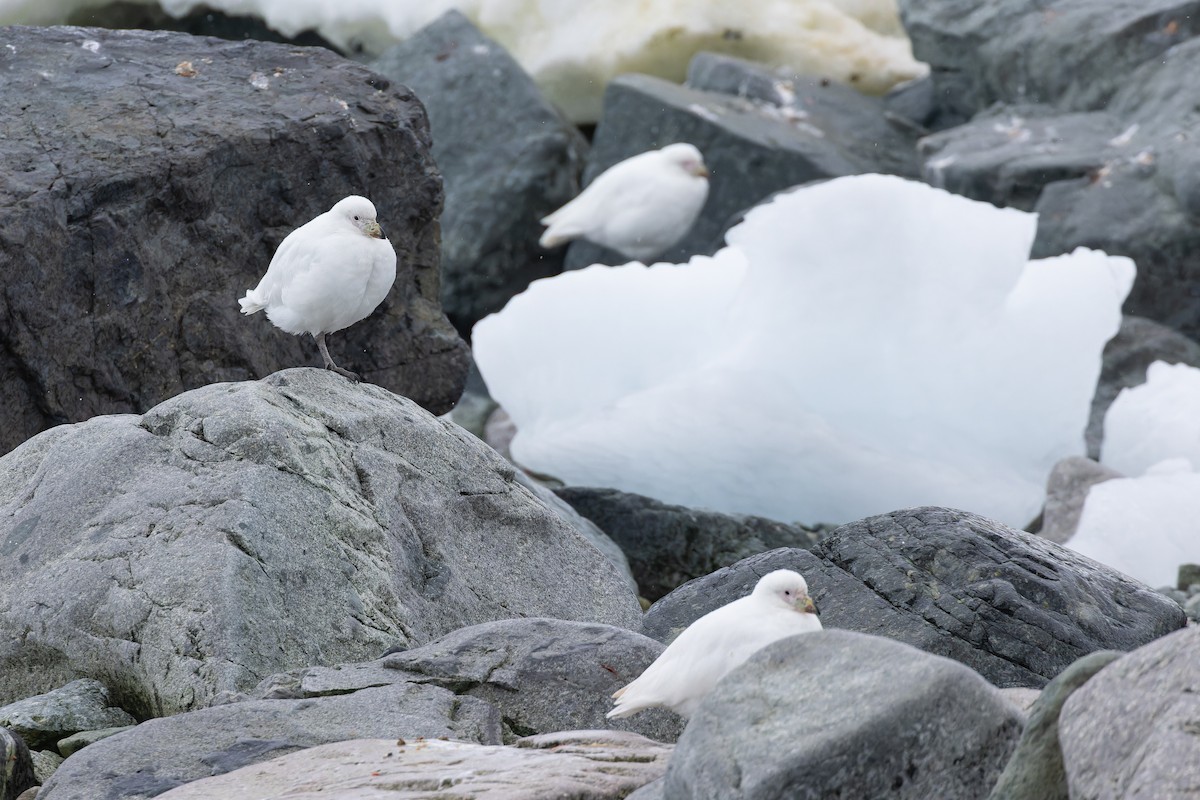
left=239, top=195, right=397, bottom=382
left=539, top=142, right=710, bottom=262
left=607, top=569, right=822, bottom=719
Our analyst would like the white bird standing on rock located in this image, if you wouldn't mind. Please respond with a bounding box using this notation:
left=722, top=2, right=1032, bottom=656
left=607, top=569, right=822, bottom=719
left=239, top=195, right=397, bottom=382
left=539, top=142, right=710, bottom=262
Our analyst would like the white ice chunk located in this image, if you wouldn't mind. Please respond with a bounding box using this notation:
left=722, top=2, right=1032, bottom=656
left=1101, top=360, right=1200, bottom=478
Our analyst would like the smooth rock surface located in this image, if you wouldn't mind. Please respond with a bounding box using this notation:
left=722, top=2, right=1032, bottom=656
left=0, top=26, right=468, bottom=456
left=0, top=369, right=641, bottom=716
left=154, top=731, right=672, bottom=799
left=988, top=650, right=1122, bottom=800
left=1039, top=457, right=1123, bottom=544
left=556, top=486, right=823, bottom=601
left=56, top=725, right=136, bottom=758
left=1059, top=626, right=1200, bottom=799
left=665, top=630, right=1023, bottom=799
left=643, top=508, right=1186, bottom=687
left=371, top=11, right=587, bottom=339
left=257, top=618, right=684, bottom=744
left=0, top=681, right=135, bottom=751
left=565, top=66, right=918, bottom=269
left=37, top=682, right=501, bottom=800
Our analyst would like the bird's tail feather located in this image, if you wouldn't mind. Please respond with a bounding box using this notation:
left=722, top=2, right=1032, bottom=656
left=239, top=290, right=265, bottom=315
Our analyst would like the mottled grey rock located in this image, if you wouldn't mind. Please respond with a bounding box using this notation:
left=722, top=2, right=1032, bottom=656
left=0, top=369, right=641, bottom=717
left=1060, top=626, right=1200, bottom=799
left=565, top=65, right=917, bottom=269
left=556, top=486, right=823, bottom=601
left=0, top=26, right=468, bottom=457
left=1179, top=563, right=1200, bottom=591
left=643, top=508, right=1186, bottom=687
left=1089, top=316, right=1200, bottom=458
left=56, top=726, right=136, bottom=758
left=371, top=11, right=587, bottom=338
left=258, top=619, right=684, bottom=744
left=154, top=732, right=671, bottom=799
left=665, top=630, right=1023, bottom=800
left=988, top=650, right=1122, bottom=800
left=0, top=681, right=134, bottom=751
left=1039, top=457, right=1123, bottom=544
left=0, top=728, right=35, bottom=800
left=37, top=682, right=501, bottom=800
left=27, top=750, right=60, bottom=786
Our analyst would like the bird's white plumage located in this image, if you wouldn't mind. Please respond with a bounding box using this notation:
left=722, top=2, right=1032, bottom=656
left=607, top=569, right=822, bottom=719
left=540, top=142, right=709, bottom=262
left=240, top=195, right=397, bottom=337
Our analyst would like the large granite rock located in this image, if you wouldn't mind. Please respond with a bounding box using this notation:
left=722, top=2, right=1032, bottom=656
left=0, top=680, right=135, bottom=751
left=0, top=25, right=468, bottom=456
left=556, top=486, right=823, bottom=601
left=154, top=731, right=672, bottom=800
left=565, top=57, right=919, bottom=269
left=1059, top=625, right=1200, bottom=799
left=988, top=650, right=1122, bottom=800
left=905, top=1, right=1200, bottom=340
left=643, top=508, right=1186, bottom=687
left=664, top=630, right=1023, bottom=799
left=256, top=618, right=684, bottom=744
left=0, top=369, right=642, bottom=717
left=371, top=12, right=587, bottom=339
left=37, top=682, right=501, bottom=800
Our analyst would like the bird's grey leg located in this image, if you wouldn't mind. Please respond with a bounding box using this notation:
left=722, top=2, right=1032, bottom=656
left=315, top=332, right=361, bottom=382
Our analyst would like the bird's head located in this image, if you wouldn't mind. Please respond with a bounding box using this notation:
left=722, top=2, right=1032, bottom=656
left=754, top=569, right=818, bottom=615
left=662, top=142, right=710, bottom=179
left=332, top=195, right=386, bottom=239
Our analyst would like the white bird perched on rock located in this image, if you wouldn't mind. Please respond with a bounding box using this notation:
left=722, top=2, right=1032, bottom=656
left=239, top=195, right=397, bottom=382
left=539, top=142, right=710, bottom=262
left=608, top=569, right=822, bottom=719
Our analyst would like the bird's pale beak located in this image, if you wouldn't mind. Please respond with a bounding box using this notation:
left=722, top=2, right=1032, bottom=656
left=695, top=164, right=710, bottom=179
left=365, top=220, right=385, bottom=239
left=799, top=595, right=816, bottom=614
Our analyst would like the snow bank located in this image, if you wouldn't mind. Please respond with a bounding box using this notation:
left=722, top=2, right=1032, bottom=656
left=0, top=0, right=927, bottom=122
left=1067, top=361, right=1200, bottom=587
left=474, top=174, right=1136, bottom=527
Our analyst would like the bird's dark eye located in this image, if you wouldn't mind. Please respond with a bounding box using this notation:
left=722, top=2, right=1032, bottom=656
left=354, top=215, right=360, bottom=221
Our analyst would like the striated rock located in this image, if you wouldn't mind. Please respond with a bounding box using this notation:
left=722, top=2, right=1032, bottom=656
left=0, top=369, right=641, bottom=716
left=988, top=650, right=1122, bottom=800
left=1059, top=626, right=1200, bottom=799
left=565, top=62, right=918, bottom=269
left=153, top=731, right=672, bottom=799
left=0, top=728, right=35, bottom=800
left=371, top=11, right=587, bottom=339
left=1039, top=457, right=1123, bottom=544
left=556, top=486, right=823, bottom=601
left=665, top=630, right=1023, bottom=799
left=0, top=681, right=134, bottom=751
left=257, top=618, right=684, bottom=744
left=37, top=682, right=501, bottom=800
left=643, top=508, right=1185, bottom=687
left=0, top=25, right=467, bottom=456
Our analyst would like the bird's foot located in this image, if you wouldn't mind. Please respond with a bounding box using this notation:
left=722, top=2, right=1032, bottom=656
left=325, top=364, right=361, bottom=383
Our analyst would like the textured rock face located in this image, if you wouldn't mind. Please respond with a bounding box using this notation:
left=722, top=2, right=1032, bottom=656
left=556, top=486, right=823, bottom=601
left=0, top=728, right=35, bottom=800
left=152, top=732, right=672, bottom=800
left=0, top=369, right=642, bottom=717
left=564, top=60, right=918, bottom=269
left=0, top=680, right=135, bottom=750
left=664, top=630, right=1023, bottom=800
left=372, top=11, right=587, bottom=340
left=37, top=682, right=502, bottom=800
left=256, top=618, right=684, bottom=744
left=642, top=509, right=1185, bottom=687
left=1059, top=626, right=1200, bottom=799
left=0, top=25, right=468, bottom=456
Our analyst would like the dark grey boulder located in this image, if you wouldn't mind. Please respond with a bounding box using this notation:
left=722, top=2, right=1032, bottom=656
left=1088, top=316, right=1200, bottom=458
left=664, top=630, right=1023, bottom=800
left=256, top=618, right=684, bottom=743
left=370, top=11, right=587, bottom=339
left=1059, top=626, right=1200, bottom=798
left=0, top=728, right=35, bottom=800
left=37, top=682, right=501, bottom=800
left=988, top=650, right=1122, bottom=800
left=0, top=25, right=468, bottom=456
left=1038, top=457, right=1123, bottom=544
left=0, top=369, right=641, bottom=717
left=643, top=508, right=1186, bottom=687
left=565, top=61, right=918, bottom=269
left=555, top=486, right=824, bottom=601
left=0, top=680, right=135, bottom=751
